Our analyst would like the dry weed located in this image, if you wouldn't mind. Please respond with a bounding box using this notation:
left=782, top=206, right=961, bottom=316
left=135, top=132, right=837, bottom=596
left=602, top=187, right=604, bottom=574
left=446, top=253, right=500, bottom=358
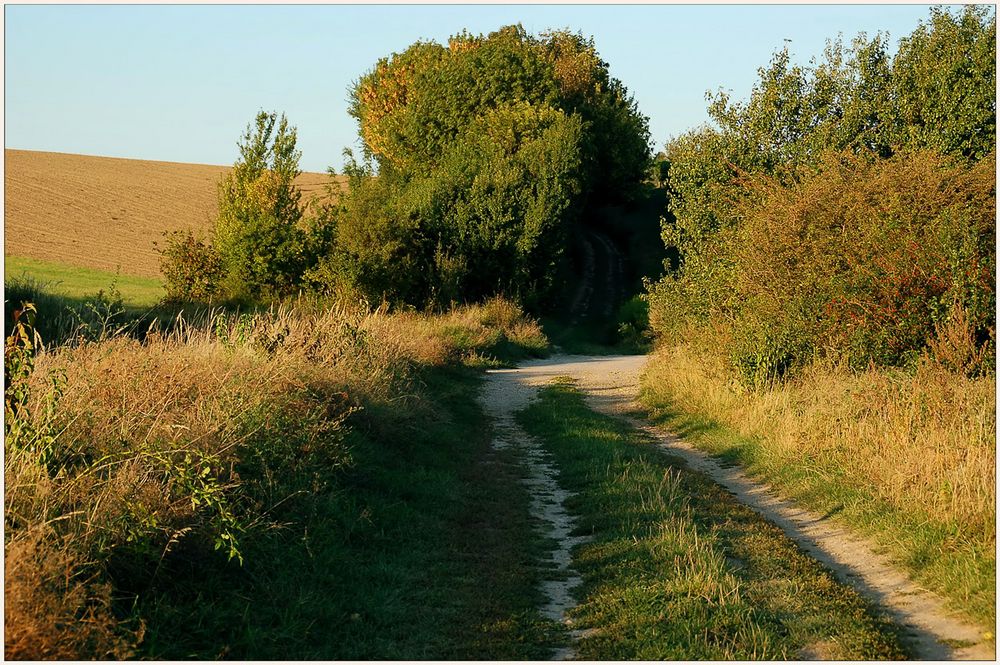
left=5, top=527, right=139, bottom=660
left=4, top=296, right=545, bottom=658
left=643, top=343, right=995, bottom=539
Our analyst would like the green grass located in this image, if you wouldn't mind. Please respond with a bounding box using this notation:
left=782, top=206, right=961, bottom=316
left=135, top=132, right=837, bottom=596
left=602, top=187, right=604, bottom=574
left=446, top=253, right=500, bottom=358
left=517, top=379, right=908, bottom=660
left=640, top=394, right=997, bottom=630
left=133, top=366, right=562, bottom=659
left=5, top=255, right=164, bottom=308
left=4, top=268, right=173, bottom=346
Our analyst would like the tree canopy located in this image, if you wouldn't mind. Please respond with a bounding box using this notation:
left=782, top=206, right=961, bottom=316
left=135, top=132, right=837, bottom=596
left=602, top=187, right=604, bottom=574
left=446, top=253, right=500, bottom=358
left=651, top=6, right=996, bottom=382
left=350, top=25, right=650, bottom=196
left=664, top=5, right=995, bottom=267
left=317, top=25, right=652, bottom=308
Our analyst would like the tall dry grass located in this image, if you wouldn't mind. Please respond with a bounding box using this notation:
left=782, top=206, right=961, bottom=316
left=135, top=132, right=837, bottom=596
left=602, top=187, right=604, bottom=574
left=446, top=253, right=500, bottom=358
left=4, top=296, right=546, bottom=659
left=641, top=341, right=996, bottom=622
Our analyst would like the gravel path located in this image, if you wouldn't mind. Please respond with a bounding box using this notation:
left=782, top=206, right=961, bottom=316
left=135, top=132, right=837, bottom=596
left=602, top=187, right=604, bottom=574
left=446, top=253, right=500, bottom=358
left=482, top=353, right=995, bottom=661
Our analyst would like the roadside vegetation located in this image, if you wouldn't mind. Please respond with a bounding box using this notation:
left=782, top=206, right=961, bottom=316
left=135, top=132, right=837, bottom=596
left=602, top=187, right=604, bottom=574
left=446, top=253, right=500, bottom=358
left=542, top=293, right=651, bottom=356
left=6, top=24, right=654, bottom=657
left=4, top=295, right=557, bottom=659
left=5, top=6, right=995, bottom=659
left=644, top=5, right=995, bottom=628
left=519, top=380, right=907, bottom=659
left=642, top=349, right=995, bottom=626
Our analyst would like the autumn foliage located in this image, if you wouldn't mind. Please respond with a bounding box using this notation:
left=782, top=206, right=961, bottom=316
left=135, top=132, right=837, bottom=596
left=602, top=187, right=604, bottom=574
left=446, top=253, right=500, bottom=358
left=651, top=6, right=996, bottom=384
left=329, top=25, right=651, bottom=308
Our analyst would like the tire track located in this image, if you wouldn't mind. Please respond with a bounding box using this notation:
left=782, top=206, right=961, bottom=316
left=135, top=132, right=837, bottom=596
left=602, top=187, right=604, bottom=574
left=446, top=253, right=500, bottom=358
left=480, top=369, right=591, bottom=660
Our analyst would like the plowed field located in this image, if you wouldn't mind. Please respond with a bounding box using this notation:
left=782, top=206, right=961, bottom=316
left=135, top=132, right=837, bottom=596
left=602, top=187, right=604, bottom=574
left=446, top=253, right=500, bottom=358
left=5, top=149, right=338, bottom=278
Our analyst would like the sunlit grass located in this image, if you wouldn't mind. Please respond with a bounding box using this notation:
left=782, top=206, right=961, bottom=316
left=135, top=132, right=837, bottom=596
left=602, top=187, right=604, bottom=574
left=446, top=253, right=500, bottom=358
left=518, top=379, right=906, bottom=659
left=640, top=343, right=996, bottom=628
left=4, top=297, right=553, bottom=659
left=5, top=255, right=164, bottom=308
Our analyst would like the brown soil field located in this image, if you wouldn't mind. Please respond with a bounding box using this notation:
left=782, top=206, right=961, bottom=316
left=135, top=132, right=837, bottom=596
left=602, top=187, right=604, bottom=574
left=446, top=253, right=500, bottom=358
left=5, top=149, right=340, bottom=278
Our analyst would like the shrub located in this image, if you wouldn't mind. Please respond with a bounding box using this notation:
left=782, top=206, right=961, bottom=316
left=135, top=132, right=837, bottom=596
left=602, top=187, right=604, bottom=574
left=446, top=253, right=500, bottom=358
left=158, top=230, right=226, bottom=305
left=739, top=150, right=993, bottom=371
left=615, top=295, right=650, bottom=349
left=651, top=149, right=996, bottom=383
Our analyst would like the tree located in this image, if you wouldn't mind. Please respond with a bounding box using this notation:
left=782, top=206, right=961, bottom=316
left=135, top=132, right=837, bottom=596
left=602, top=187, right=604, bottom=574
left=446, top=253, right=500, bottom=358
left=214, top=111, right=308, bottom=301
left=350, top=26, right=650, bottom=204
left=330, top=25, right=651, bottom=308
left=662, top=6, right=995, bottom=271
left=893, top=5, right=996, bottom=160
left=311, top=103, right=586, bottom=308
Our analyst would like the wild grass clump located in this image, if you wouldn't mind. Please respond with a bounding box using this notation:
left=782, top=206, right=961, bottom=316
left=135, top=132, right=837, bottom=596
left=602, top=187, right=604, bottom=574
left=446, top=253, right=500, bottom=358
left=641, top=342, right=996, bottom=625
left=4, top=295, right=546, bottom=659
left=388, top=296, right=549, bottom=366
left=5, top=527, right=138, bottom=660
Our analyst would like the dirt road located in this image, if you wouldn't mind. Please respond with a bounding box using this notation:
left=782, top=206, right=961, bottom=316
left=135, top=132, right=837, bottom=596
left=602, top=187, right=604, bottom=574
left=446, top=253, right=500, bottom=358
left=482, top=354, right=995, bottom=661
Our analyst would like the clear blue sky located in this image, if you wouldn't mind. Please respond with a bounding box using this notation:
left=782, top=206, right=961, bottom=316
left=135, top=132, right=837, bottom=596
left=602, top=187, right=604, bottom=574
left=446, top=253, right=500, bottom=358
left=5, top=4, right=953, bottom=173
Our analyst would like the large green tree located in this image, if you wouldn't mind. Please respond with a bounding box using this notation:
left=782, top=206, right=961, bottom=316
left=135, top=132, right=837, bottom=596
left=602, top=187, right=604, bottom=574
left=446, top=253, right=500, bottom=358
left=350, top=25, right=649, bottom=201
left=310, top=102, right=586, bottom=307
left=320, top=25, right=651, bottom=308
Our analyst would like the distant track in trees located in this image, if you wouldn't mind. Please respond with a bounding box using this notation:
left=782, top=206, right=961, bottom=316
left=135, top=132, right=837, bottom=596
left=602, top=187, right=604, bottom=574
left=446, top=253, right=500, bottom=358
left=569, top=229, right=624, bottom=325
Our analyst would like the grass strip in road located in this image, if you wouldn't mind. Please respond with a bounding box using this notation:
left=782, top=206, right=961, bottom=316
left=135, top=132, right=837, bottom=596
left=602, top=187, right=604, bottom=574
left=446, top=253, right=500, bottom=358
left=517, top=379, right=908, bottom=660
left=135, top=367, right=561, bottom=659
